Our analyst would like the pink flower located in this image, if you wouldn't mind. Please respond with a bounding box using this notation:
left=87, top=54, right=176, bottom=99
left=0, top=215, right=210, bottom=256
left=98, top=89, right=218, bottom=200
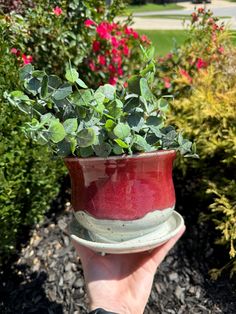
left=108, top=64, right=116, bottom=73
left=196, top=58, right=208, bottom=70
left=163, top=77, right=171, bottom=89
left=123, top=45, right=129, bottom=56
left=84, top=19, right=96, bottom=27
left=218, top=46, right=224, bottom=54
left=112, top=54, right=122, bottom=65
left=53, top=6, right=62, bottom=16
left=92, top=41, right=100, bottom=52
left=117, top=68, right=123, bottom=76
left=123, top=82, right=128, bottom=88
left=198, top=8, right=204, bottom=14
left=98, top=55, right=106, bottom=66
left=191, top=12, right=198, bottom=22
left=10, top=48, right=18, bottom=54
left=109, top=77, right=117, bottom=85
left=132, top=31, right=139, bottom=39
left=141, top=34, right=150, bottom=44
left=111, top=36, right=119, bottom=48
left=124, top=27, right=133, bottom=35
left=22, top=54, right=33, bottom=65
left=166, top=53, right=173, bottom=60
left=179, top=68, right=192, bottom=84
left=96, top=22, right=111, bottom=40
left=89, top=61, right=96, bottom=71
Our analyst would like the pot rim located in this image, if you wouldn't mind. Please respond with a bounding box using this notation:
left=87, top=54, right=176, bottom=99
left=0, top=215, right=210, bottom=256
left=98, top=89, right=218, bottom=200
left=64, top=149, right=176, bottom=162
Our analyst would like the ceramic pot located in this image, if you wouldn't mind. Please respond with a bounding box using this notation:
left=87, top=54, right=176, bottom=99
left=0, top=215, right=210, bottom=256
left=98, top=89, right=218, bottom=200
left=64, top=150, right=176, bottom=242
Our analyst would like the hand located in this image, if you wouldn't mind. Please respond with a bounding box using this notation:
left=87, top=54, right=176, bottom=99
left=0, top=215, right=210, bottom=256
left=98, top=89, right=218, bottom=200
left=73, top=226, right=185, bottom=314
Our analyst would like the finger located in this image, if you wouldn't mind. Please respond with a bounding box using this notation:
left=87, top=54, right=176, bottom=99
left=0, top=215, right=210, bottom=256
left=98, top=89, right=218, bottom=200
left=150, top=225, right=186, bottom=266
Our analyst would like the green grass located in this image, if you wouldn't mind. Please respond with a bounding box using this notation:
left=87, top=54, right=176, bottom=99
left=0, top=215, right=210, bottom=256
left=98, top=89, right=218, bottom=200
left=138, top=15, right=230, bottom=20
left=126, top=3, right=184, bottom=14
left=137, top=30, right=236, bottom=56
left=137, top=30, right=188, bottom=56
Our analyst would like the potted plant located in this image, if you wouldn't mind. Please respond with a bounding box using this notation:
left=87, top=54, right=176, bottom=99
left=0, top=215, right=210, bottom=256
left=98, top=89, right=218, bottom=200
left=5, top=49, right=197, bottom=253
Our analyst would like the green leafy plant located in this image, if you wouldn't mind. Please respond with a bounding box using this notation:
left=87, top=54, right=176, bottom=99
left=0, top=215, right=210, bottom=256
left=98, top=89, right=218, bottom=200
left=5, top=49, right=197, bottom=158
left=0, top=20, right=65, bottom=265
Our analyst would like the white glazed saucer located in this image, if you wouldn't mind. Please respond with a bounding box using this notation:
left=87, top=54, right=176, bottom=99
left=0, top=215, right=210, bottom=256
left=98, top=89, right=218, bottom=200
left=69, top=210, right=184, bottom=254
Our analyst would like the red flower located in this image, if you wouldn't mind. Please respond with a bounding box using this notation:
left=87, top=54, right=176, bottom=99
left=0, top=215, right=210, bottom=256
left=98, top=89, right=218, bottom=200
left=84, top=19, right=96, bottom=27
left=96, top=22, right=111, bottom=40
left=123, top=82, right=128, bottom=88
left=212, top=24, right=219, bottom=31
left=191, top=12, right=198, bottom=22
left=109, top=77, right=117, bottom=85
left=117, top=68, right=123, bottom=76
left=163, top=77, right=171, bottom=89
left=108, top=64, right=116, bottom=73
left=98, top=55, right=106, bottom=66
left=123, top=45, right=129, bottom=56
left=198, top=8, right=204, bottom=14
left=124, top=27, right=133, bottom=35
left=92, top=41, right=100, bottom=52
left=132, top=30, right=139, bottom=39
left=196, top=58, right=208, bottom=70
left=141, top=34, right=151, bottom=44
left=179, top=68, right=192, bottom=84
left=218, top=46, right=224, bottom=54
left=111, top=36, right=119, bottom=48
left=89, top=61, right=96, bottom=71
left=166, top=53, right=173, bottom=60
left=22, top=54, right=33, bottom=65
left=112, top=54, right=122, bottom=65
left=53, top=6, right=62, bottom=16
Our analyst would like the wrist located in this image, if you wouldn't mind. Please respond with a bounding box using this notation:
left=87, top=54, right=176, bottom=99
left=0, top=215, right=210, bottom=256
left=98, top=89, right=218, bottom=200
left=90, top=303, right=131, bottom=314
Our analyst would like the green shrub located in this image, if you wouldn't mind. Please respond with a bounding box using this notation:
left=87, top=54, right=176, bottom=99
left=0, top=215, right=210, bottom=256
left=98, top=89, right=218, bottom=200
left=0, top=18, right=65, bottom=264
left=168, top=53, right=236, bottom=277
left=153, top=8, right=229, bottom=97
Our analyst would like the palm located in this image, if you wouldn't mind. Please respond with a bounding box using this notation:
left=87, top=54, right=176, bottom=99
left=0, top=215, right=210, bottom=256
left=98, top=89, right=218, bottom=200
left=73, top=227, right=185, bottom=314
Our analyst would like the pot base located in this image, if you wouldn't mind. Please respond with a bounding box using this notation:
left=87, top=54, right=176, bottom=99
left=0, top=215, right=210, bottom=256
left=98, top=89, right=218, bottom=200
left=69, top=210, right=184, bottom=254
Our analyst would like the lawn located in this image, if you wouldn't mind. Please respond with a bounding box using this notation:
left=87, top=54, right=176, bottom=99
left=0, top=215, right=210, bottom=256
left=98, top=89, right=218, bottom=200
left=126, top=3, right=184, bottom=14
left=137, top=29, right=188, bottom=56
left=138, top=30, right=236, bottom=56
left=138, top=14, right=230, bottom=20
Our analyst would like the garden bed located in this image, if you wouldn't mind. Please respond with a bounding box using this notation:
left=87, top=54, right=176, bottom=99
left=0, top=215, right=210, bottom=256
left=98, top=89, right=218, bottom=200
left=0, top=185, right=236, bottom=314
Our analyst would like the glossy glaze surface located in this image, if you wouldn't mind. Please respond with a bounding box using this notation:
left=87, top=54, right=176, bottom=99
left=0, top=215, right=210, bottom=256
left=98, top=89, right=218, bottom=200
left=64, top=150, right=176, bottom=220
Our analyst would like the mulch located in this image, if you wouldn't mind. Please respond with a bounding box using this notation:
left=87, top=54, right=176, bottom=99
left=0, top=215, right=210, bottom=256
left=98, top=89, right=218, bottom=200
left=1, top=192, right=236, bottom=314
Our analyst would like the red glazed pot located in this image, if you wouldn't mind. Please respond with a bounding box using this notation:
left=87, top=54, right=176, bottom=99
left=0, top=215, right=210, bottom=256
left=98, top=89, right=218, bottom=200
left=65, top=150, right=176, bottom=242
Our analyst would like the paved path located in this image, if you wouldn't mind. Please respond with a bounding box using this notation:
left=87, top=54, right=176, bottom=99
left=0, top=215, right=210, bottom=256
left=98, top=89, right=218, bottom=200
left=131, top=0, right=236, bottom=30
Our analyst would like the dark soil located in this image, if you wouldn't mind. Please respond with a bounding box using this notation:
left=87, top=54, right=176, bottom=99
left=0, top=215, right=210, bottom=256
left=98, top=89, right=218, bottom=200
left=0, top=185, right=236, bottom=314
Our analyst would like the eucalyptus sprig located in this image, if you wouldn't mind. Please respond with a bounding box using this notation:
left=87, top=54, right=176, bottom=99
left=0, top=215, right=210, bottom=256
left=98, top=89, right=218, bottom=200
left=5, top=52, right=197, bottom=158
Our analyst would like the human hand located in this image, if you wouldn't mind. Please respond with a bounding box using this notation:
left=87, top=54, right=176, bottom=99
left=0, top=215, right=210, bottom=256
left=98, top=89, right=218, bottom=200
left=73, top=226, right=185, bottom=314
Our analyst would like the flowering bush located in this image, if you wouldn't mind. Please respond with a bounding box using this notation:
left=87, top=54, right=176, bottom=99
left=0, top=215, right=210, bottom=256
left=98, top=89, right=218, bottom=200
left=2, top=0, right=147, bottom=88
left=154, top=8, right=229, bottom=97
left=81, top=20, right=151, bottom=87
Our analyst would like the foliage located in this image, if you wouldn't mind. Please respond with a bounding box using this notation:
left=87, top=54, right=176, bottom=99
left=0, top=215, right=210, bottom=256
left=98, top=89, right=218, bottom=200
left=81, top=19, right=151, bottom=87
left=5, top=49, right=197, bottom=158
left=0, top=19, right=65, bottom=264
left=3, top=0, right=137, bottom=84
left=168, top=53, right=236, bottom=277
left=153, top=8, right=230, bottom=97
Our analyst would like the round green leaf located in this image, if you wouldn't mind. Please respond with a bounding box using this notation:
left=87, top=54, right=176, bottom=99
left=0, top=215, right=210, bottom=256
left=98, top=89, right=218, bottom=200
left=48, top=120, right=66, bottom=143
left=77, top=128, right=96, bottom=147
left=93, top=143, right=112, bottom=157
left=113, top=123, right=131, bottom=139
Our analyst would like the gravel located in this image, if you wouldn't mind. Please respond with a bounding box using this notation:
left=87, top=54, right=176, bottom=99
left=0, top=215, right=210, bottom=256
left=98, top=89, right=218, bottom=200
left=0, top=198, right=236, bottom=314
